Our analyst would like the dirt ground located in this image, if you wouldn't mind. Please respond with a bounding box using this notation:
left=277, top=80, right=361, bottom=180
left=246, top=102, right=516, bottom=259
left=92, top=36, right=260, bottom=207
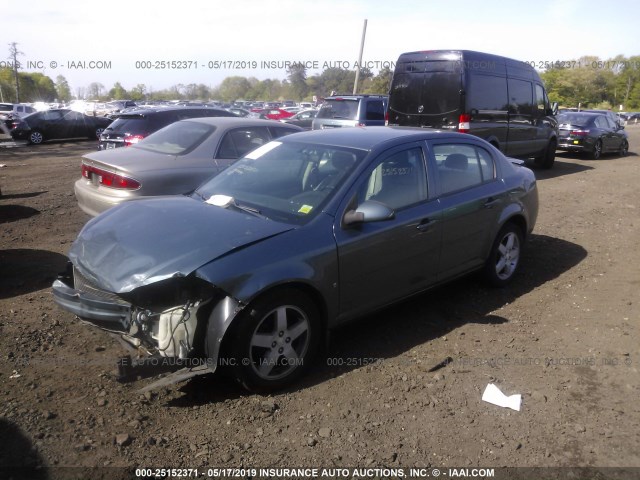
left=1, top=129, right=639, bottom=479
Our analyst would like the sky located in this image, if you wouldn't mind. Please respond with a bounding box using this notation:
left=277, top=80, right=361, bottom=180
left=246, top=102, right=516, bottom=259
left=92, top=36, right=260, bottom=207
left=3, top=0, right=640, bottom=97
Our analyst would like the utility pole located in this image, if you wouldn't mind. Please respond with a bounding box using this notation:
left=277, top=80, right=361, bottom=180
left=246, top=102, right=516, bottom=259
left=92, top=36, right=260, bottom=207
left=353, top=19, right=368, bottom=94
left=8, top=42, right=23, bottom=103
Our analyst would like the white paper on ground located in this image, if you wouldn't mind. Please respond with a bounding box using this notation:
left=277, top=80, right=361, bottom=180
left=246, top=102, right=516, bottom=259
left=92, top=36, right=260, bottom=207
left=482, top=383, right=522, bottom=411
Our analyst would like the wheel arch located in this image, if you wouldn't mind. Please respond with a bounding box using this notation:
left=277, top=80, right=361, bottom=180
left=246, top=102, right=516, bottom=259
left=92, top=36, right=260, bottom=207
left=500, top=213, right=528, bottom=240
left=216, top=281, right=329, bottom=360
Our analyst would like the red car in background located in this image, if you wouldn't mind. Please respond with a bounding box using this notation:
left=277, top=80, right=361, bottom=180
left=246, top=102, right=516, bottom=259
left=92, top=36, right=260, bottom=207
left=254, top=109, right=296, bottom=121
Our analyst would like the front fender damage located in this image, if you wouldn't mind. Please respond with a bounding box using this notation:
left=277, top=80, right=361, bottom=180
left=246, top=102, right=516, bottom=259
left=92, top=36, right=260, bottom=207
left=137, top=295, right=245, bottom=392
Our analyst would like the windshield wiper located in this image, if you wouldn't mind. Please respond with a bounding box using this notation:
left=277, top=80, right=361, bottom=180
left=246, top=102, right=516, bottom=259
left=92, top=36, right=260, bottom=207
left=231, top=201, right=268, bottom=219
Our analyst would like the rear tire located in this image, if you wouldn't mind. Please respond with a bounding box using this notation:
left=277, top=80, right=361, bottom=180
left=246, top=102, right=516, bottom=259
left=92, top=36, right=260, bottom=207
left=483, top=223, right=524, bottom=287
left=534, top=139, right=556, bottom=169
left=28, top=130, right=44, bottom=145
left=591, top=139, right=603, bottom=159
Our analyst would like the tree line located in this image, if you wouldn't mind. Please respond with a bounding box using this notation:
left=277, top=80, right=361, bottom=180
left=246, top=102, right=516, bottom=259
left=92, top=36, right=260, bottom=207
left=2, top=54, right=640, bottom=110
left=0, top=63, right=392, bottom=104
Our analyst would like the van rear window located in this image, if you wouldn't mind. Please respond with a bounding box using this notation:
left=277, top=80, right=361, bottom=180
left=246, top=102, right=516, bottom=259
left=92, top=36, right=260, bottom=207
left=389, top=67, right=461, bottom=115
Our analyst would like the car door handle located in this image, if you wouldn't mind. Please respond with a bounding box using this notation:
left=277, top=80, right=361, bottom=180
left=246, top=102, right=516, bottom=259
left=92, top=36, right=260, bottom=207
left=484, top=197, right=500, bottom=209
left=416, top=218, right=435, bottom=231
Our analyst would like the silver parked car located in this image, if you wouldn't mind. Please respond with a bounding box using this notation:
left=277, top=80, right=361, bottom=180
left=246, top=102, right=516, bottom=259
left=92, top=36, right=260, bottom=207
left=75, top=117, right=303, bottom=216
left=54, top=127, right=538, bottom=392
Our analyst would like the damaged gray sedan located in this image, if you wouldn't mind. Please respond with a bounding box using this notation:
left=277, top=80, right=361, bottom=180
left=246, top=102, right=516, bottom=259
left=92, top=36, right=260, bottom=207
left=52, top=127, right=538, bottom=392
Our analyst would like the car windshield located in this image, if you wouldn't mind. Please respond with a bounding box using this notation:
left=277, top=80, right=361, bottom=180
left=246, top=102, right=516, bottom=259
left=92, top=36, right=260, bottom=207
left=133, top=121, right=215, bottom=155
left=316, top=100, right=359, bottom=119
left=194, top=141, right=365, bottom=224
left=557, top=113, right=594, bottom=126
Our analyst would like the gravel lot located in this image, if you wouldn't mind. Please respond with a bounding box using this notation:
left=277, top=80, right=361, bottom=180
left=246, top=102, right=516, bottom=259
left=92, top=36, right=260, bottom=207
left=1, top=128, right=639, bottom=478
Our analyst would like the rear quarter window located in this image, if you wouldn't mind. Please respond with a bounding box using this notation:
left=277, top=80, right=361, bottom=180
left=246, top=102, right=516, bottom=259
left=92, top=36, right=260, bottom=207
left=365, top=101, right=385, bottom=120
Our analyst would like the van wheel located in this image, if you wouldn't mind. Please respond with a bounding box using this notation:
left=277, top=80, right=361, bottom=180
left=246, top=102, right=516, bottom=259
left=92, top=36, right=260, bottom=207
left=535, top=139, right=556, bottom=169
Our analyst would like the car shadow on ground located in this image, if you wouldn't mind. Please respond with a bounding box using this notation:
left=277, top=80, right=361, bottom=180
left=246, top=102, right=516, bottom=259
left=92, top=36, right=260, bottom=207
left=0, top=191, right=47, bottom=201
left=532, top=157, right=594, bottom=180
left=169, top=233, right=588, bottom=405
left=0, top=140, right=96, bottom=158
left=0, top=249, right=69, bottom=299
left=0, top=205, right=40, bottom=224
left=0, top=418, right=48, bottom=480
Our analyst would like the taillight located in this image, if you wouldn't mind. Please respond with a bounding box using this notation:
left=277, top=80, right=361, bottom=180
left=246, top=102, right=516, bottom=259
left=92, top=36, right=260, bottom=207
left=570, top=129, right=589, bottom=136
left=81, top=163, right=141, bottom=190
left=357, top=123, right=366, bottom=127
left=124, top=134, right=144, bottom=146
left=458, top=114, right=471, bottom=133
left=384, top=110, right=389, bottom=126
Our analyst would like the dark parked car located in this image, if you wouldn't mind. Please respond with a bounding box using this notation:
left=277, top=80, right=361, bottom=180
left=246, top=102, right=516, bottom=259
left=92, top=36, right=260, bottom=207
left=98, top=106, right=237, bottom=150
left=583, top=109, right=622, bottom=128
left=53, top=127, right=538, bottom=392
left=75, top=117, right=302, bottom=216
left=10, top=109, right=113, bottom=145
left=557, top=112, right=629, bottom=159
left=312, top=95, right=387, bottom=130
left=387, top=50, right=558, bottom=169
left=281, top=109, right=317, bottom=129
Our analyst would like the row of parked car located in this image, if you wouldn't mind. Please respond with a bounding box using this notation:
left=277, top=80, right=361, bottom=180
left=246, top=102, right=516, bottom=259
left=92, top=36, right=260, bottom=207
left=16, top=49, right=636, bottom=393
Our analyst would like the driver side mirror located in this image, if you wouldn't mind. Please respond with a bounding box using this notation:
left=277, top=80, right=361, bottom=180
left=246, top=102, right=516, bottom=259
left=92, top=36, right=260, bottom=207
left=343, top=200, right=395, bottom=226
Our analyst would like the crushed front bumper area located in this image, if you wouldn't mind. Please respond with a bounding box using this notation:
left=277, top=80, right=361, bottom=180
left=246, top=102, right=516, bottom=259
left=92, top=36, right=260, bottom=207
left=52, top=263, right=245, bottom=391
left=52, top=266, right=131, bottom=330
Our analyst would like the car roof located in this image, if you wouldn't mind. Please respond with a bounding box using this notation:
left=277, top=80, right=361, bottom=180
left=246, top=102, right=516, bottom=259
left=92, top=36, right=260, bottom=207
left=559, top=111, right=603, bottom=117
left=116, top=106, right=231, bottom=117
left=278, top=126, right=474, bottom=151
left=324, top=94, right=388, bottom=100
left=177, top=116, right=304, bottom=130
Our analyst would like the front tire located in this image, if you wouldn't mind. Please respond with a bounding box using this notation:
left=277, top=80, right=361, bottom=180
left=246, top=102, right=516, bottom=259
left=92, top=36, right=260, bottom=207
left=28, top=130, right=44, bottom=145
left=619, top=139, right=628, bottom=157
left=591, top=139, right=603, bottom=159
left=227, top=289, right=321, bottom=392
left=535, top=139, right=556, bottom=169
left=483, top=223, right=523, bottom=287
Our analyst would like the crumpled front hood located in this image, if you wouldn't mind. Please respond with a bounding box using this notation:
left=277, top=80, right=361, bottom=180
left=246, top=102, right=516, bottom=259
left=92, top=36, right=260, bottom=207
left=68, top=196, right=293, bottom=294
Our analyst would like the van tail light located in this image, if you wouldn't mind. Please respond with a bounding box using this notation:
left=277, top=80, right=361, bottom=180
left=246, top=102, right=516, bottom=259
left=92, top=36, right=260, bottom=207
left=82, top=163, right=141, bottom=190
left=384, top=110, right=389, bottom=126
left=356, top=122, right=366, bottom=127
left=458, top=114, right=471, bottom=133
left=124, top=134, right=144, bottom=146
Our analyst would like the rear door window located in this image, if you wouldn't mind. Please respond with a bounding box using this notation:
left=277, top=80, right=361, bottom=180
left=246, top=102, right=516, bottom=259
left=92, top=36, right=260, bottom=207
left=216, top=127, right=271, bottom=158
left=433, top=143, right=496, bottom=195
